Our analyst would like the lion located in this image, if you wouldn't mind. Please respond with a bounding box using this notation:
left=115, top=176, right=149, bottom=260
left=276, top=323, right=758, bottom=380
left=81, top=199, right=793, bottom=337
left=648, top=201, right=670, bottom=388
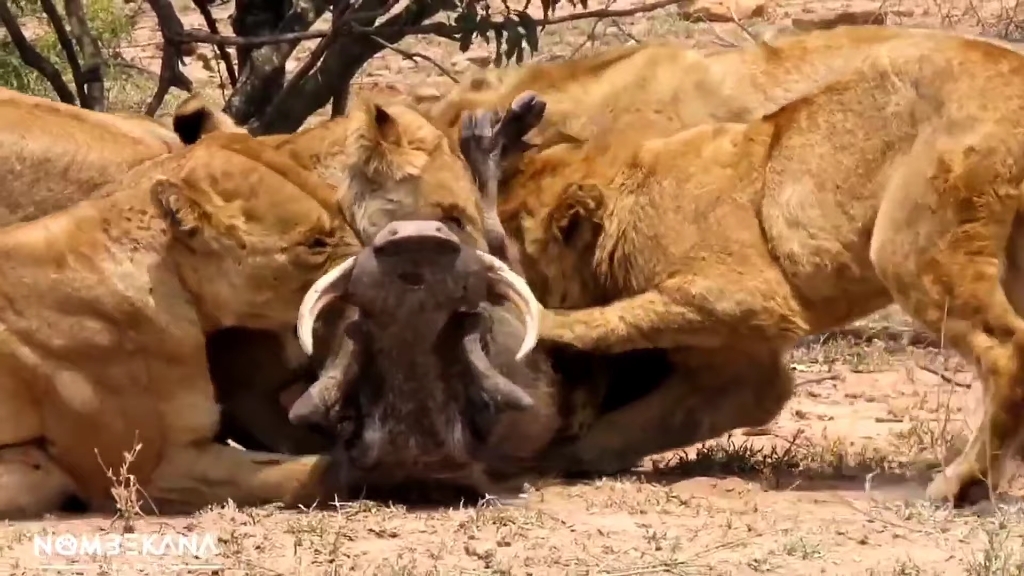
left=416, top=27, right=1008, bottom=166
left=488, top=26, right=1024, bottom=507
left=0, top=89, right=334, bottom=455
left=0, top=130, right=357, bottom=518
left=0, top=88, right=184, bottom=224
left=0, top=92, right=493, bottom=518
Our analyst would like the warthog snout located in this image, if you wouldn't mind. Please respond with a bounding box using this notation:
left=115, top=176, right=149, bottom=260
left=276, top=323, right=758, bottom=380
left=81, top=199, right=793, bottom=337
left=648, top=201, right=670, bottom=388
left=367, top=220, right=482, bottom=299
left=372, top=220, right=461, bottom=262
left=296, top=220, right=541, bottom=362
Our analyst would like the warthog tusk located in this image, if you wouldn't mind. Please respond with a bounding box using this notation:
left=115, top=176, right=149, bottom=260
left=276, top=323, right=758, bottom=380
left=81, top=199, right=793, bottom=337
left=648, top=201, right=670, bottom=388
left=462, top=329, right=534, bottom=410
left=475, top=251, right=541, bottom=361
left=297, top=256, right=357, bottom=356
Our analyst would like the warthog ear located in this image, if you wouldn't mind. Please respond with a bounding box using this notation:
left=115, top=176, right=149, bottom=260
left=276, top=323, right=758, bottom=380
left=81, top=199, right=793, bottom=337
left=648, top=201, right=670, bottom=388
left=151, top=177, right=244, bottom=248
left=347, top=99, right=430, bottom=182
left=551, top=183, right=604, bottom=246
left=172, top=94, right=246, bottom=146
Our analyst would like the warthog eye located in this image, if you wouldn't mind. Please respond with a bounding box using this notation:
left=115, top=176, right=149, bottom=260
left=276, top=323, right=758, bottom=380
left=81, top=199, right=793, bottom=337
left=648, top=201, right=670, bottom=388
left=442, top=216, right=466, bottom=232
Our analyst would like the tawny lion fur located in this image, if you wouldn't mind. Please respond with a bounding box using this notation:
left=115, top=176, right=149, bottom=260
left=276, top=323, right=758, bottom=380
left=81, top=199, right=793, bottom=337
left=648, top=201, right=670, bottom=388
left=0, top=131, right=351, bottom=518
left=416, top=30, right=940, bottom=151
left=0, top=92, right=487, bottom=518
left=496, top=25, right=1024, bottom=506
left=0, top=88, right=184, bottom=225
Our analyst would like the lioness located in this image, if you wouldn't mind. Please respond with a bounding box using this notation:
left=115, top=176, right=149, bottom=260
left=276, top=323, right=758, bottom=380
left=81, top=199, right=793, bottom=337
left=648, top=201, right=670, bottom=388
left=0, top=87, right=183, bottom=224
left=0, top=129, right=359, bottom=518
left=493, top=26, right=1024, bottom=507
left=417, top=30, right=948, bottom=152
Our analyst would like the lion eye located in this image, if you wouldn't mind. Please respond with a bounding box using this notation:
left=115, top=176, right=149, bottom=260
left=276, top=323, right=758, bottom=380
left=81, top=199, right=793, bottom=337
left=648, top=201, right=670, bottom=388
left=304, top=235, right=331, bottom=251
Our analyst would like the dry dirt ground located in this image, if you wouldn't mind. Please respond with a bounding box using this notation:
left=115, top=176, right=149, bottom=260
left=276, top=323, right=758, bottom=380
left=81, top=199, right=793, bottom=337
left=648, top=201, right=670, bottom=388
left=7, top=0, right=1024, bottom=574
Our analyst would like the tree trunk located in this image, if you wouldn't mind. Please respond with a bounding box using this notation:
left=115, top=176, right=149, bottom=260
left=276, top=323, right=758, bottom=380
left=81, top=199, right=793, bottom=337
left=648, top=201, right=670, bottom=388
left=249, top=0, right=442, bottom=135
left=64, top=0, right=107, bottom=110
left=227, top=0, right=328, bottom=124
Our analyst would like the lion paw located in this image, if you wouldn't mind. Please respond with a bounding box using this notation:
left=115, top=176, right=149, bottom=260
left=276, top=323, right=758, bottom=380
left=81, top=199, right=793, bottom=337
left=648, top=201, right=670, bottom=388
left=540, top=440, right=642, bottom=479
left=925, top=469, right=991, bottom=508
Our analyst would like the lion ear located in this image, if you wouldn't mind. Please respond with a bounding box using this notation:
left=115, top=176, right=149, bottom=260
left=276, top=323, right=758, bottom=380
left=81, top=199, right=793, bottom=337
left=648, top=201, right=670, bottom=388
left=347, top=99, right=428, bottom=181
left=171, top=94, right=245, bottom=145
left=551, top=183, right=603, bottom=245
left=151, top=177, right=241, bottom=248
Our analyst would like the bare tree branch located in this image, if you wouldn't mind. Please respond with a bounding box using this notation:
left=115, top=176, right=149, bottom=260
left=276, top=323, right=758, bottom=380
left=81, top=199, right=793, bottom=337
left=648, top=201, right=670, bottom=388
left=258, top=0, right=351, bottom=125
left=224, top=0, right=333, bottom=124
left=0, top=0, right=77, bottom=104
left=190, top=0, right=238, bottom=86
left=166, top=0, right=696, bottom=47
left=64, top=0, right=107, bottom=110
left=369, top=34, right=458, bottom=83
left=38, top=0, right=90, bottom=105
left=248, top=0, right=440, bottom=134
left=146, top=0, right=194, bottom=116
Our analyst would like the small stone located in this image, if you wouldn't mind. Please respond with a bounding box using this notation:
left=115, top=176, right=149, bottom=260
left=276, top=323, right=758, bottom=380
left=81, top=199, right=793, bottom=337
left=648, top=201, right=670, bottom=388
left=452, top=48, right=492, bottom=68
left=688, top=0, right=766, bottom=22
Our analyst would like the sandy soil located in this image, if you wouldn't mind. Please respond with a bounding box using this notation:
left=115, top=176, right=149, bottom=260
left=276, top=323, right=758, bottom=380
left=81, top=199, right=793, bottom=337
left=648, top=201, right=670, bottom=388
left=6, top=0, right=1024, bottom=573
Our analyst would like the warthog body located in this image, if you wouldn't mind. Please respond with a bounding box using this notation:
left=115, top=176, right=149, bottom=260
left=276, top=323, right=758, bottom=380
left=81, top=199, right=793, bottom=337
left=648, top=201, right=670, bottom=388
left=287, top=97, right=671, bottom=500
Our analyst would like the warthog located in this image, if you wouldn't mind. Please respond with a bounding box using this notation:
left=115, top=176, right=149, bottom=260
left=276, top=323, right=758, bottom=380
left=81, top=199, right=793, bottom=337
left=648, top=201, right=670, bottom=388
left=288, top=94, right=672, bottom=501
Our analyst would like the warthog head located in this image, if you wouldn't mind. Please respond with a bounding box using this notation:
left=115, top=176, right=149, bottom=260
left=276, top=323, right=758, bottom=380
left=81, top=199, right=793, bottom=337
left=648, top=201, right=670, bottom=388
left=287, top=94, right=561, bottom=502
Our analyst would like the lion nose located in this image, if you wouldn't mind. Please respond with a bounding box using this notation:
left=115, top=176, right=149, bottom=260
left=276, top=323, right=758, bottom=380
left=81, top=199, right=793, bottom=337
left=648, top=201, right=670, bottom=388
left=371, top=220, right=462, bottom=287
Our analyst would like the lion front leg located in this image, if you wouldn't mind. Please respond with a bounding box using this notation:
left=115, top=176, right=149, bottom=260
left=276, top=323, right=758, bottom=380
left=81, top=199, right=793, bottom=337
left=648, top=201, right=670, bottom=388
left=541, top=276, right=808, bottom=353
left=145, top=444, right=337, bottom=513
left=0, top=444, right=84, bottom=519
left=544, top=347, right=794, bottom=476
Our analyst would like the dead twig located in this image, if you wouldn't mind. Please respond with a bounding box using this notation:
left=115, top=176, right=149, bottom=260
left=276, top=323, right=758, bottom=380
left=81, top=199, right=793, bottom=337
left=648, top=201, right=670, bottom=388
left=568, top=18, right=602, bottom=58
left=726, top=6, right=762, bottom=44
left=914, top=362, right=972, bottom=389
left=608, top=19, right=639, bottom=43
left=700, top=18, right=741, bottom=47
left=145, top=0, right=194, bottom=116
left=796, top=372, right=843, bottom=386
left=189, top=0, right=238, bottom=86
left=369, top=35, right=458, bottom=83
left=0, top=0, right=77, bottom=104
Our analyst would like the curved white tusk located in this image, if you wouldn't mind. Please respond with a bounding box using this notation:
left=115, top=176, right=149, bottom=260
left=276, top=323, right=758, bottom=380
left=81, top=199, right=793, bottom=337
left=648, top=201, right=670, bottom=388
left=475, top=251, right=541, bottom=361
left=296, top=256, right=357, bottom=356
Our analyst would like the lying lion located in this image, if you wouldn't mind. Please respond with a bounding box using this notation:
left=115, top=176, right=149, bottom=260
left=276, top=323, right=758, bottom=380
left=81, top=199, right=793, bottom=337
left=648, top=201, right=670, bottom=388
left=489, top=26, right=1024, bottom=507
left=0, top=129, right=355, bottom=518
left=0, top=87, right=182, bottom=224
left=0, top=90, right=494, bottom=517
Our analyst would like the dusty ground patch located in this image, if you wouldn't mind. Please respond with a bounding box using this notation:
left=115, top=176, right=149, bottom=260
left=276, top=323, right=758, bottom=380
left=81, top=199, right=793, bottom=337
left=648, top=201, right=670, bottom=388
left=3, top=310, right=1023, bottom=575
left=7, top=0, right=1024, bottom=573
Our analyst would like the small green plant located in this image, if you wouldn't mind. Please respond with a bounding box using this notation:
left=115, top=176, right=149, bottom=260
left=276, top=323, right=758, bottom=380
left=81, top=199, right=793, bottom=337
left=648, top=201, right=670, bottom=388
left=0, top=0, right=132, bottom=100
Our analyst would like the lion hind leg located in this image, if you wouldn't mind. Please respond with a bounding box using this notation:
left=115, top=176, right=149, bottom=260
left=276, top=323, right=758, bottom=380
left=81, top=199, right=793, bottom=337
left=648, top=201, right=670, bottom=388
left=145, top=444, right=334, bottom=514
left=548, top=347, right=794, bottom=476
left=0, top=444, right=83, bottom=519
left=870, top=140, right=1024, bottom=506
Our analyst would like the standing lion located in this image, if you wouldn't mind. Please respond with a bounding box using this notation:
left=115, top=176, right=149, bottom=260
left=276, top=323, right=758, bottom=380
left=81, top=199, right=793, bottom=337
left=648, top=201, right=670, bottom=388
left=491, top=26, right=1024, bottom=507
